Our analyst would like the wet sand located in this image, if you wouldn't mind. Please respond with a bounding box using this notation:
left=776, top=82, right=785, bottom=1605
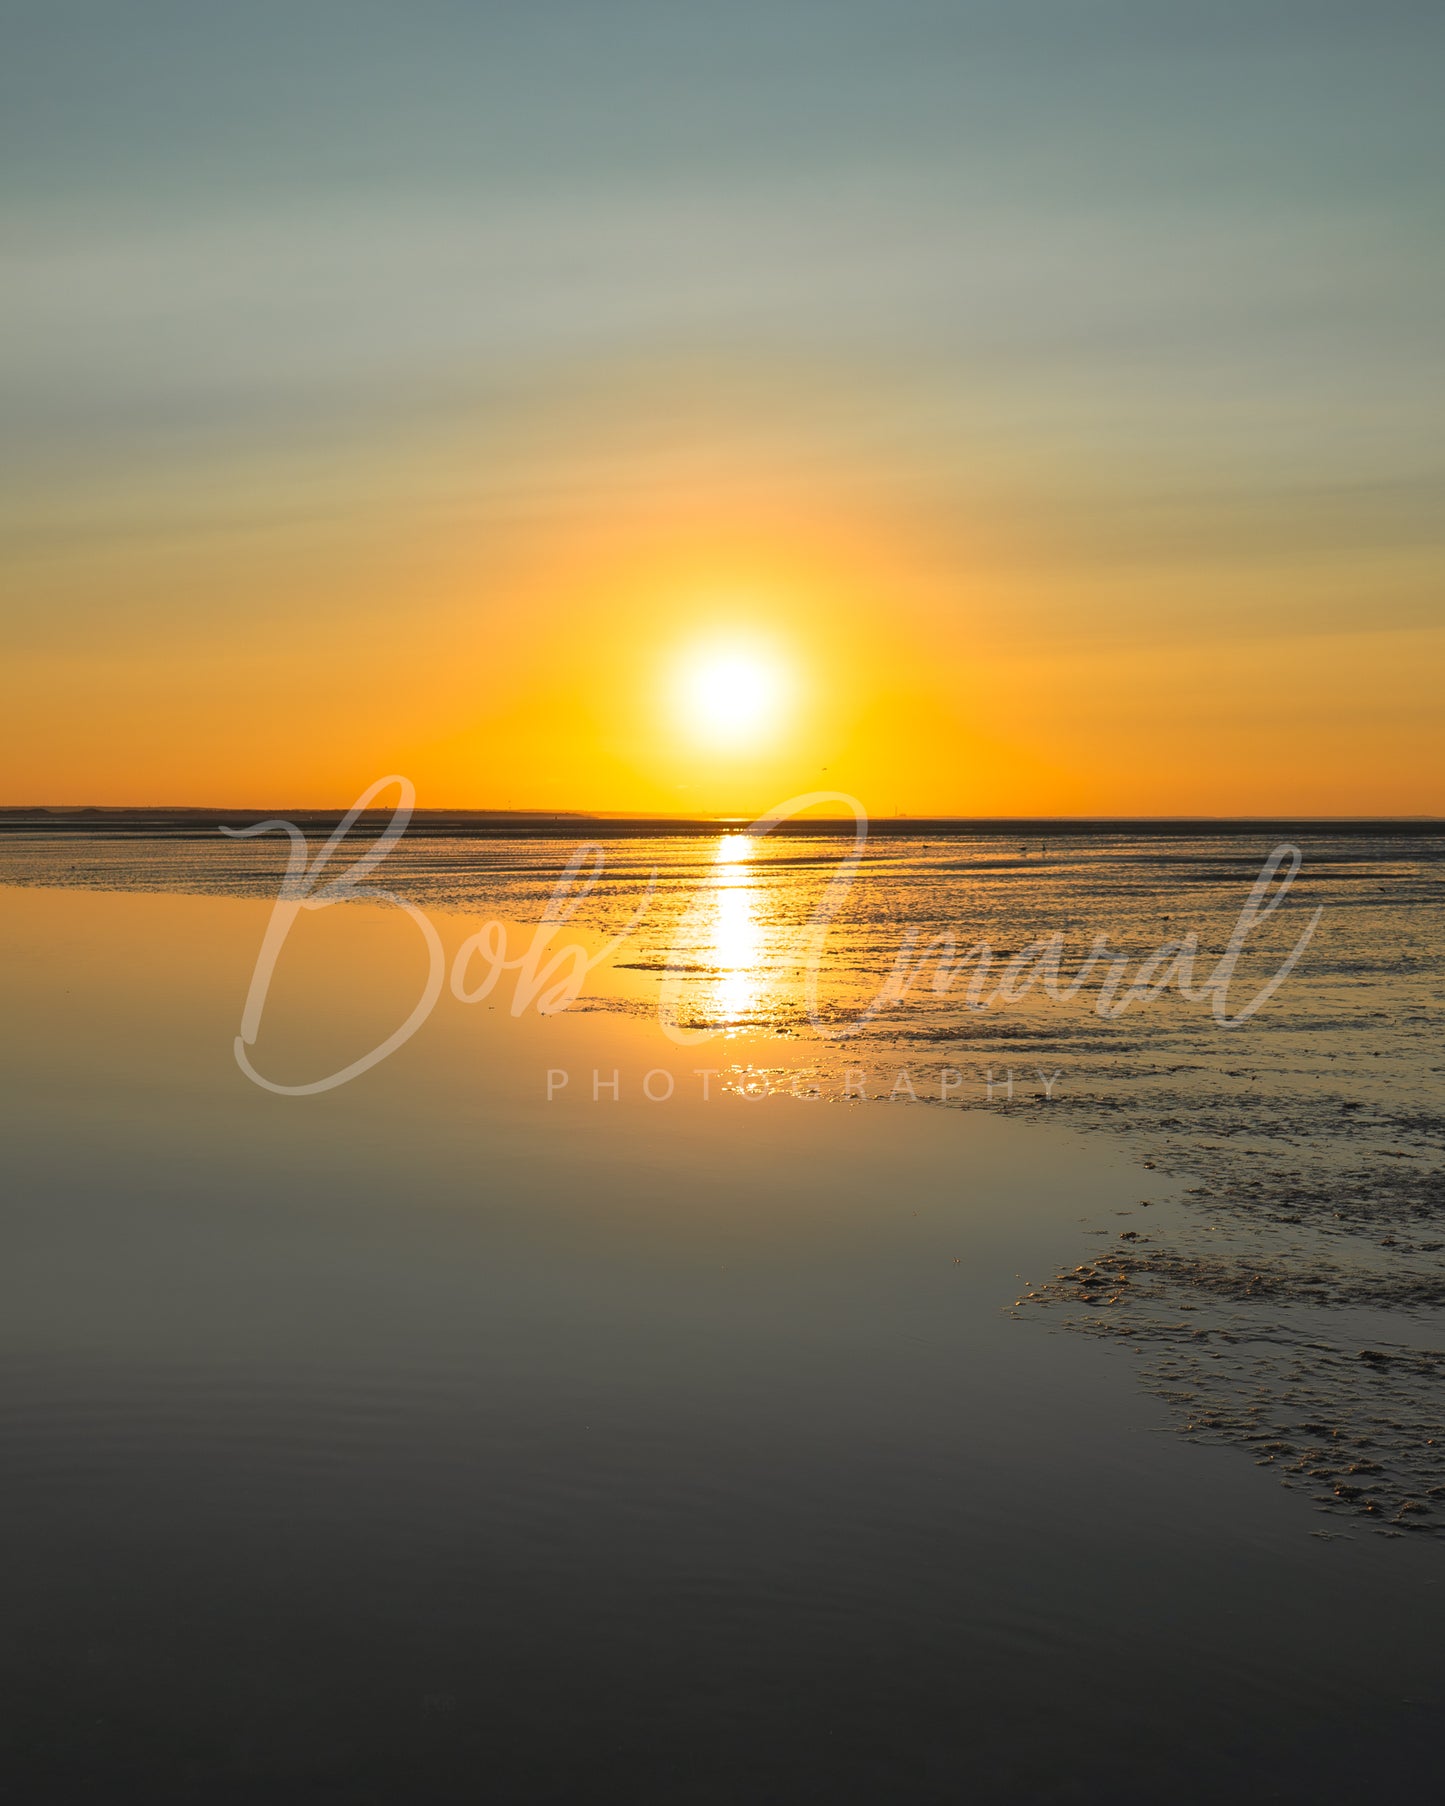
left=1, top=882, right=1443, bottom=1801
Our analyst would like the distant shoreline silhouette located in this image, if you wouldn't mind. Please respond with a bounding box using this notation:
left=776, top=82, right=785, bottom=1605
left=1, top=807, right=1440, bottom=841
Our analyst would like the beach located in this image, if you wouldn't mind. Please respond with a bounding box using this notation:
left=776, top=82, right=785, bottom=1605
left=2, top=837, right=1442, bottom=1801
left=7, top=2, right=1444, bottom=1794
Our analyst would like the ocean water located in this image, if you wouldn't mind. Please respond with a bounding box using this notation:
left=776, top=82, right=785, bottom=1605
left=10, top=827, right=1443, bottom=1268
left=1, top=830, right=1442, bottom=1801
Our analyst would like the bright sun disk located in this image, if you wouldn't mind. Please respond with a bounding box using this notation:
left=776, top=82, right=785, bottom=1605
left=680, top=648, right=785, bottom=746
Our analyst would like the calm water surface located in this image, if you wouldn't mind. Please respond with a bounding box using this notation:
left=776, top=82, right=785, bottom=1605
left=1, top=835, right=1442, bottom=1802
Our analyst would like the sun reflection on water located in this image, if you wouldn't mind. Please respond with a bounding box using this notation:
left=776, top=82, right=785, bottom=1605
left=709, top=833, right=763, bottom=1025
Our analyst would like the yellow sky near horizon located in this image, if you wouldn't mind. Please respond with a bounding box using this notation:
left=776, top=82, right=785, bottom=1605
left=6, top=432, right=1441, bottom=816
left=4, top=7, right=1442, bottom=816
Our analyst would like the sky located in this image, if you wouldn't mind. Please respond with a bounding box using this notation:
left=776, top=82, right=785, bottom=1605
left=2, top=0, right=1442, bottom=814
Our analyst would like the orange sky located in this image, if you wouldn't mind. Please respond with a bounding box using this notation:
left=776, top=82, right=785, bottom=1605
left=5, top=411, right=1442, bottom=815
left=4, top=8, right=1442, bottom=815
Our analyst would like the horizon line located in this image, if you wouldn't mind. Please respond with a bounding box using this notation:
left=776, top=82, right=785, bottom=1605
left=1, top=803, right=1441, bottom=836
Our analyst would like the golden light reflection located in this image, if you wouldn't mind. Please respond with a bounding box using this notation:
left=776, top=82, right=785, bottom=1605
left=714, top=833, right=753, bottom=866
left=708, top=833, right=762, bottom=1025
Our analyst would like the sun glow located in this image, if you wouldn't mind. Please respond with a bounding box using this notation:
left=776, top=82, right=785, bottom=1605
left=678, top=645, right=787, bottom=747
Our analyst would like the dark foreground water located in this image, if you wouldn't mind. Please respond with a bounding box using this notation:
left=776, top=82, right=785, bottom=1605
left=1, top=834, right=1442, bottom=1802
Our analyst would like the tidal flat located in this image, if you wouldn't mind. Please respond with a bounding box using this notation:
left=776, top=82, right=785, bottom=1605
left=1, top=830, right=1442, bottom=1801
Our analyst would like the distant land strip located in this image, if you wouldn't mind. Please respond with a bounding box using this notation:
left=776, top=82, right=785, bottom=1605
left=0, top=809, right=1441, bottom=841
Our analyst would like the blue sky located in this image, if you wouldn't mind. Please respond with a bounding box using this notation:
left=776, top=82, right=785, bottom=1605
left=2, top=2, right=1442, bottom=807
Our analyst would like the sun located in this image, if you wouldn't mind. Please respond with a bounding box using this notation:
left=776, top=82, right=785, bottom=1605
left=677, top=644, right=788, bottom=747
